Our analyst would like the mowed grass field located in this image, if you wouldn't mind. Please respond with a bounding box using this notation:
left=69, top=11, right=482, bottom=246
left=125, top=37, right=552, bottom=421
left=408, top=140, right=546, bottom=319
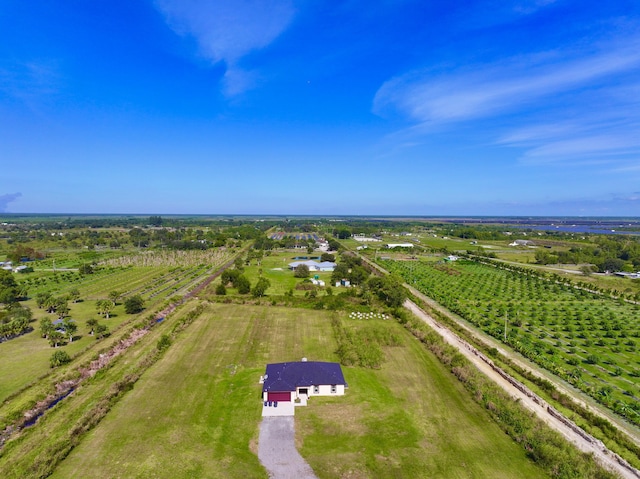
left=52, top=302, right=545, bottom=478
left=243, top=250, right=335, bottom=295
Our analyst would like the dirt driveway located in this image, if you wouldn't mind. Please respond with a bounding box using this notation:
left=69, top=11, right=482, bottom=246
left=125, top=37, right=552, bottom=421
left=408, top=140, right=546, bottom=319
left=258, top=416, right=318, bottom=479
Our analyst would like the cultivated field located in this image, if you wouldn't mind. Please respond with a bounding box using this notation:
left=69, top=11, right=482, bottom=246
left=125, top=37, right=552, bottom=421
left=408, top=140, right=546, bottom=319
left=0, top=250, right=234, bottom=404
left=382, top=258, right=640, bottom=426
left=51, top=303, right=545, bottom=478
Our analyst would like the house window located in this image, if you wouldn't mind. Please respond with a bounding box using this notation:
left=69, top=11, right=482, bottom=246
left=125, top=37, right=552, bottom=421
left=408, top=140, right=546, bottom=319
left=331, top=385, right=336, bottom=394
left=313, top=386, right=319, bottom=394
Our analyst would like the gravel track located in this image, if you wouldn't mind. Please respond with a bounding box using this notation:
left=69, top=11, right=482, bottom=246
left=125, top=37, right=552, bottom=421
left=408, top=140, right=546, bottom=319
left=405, top=299, right=640, bottom=479
left=258, top=417, right=318, bottom=479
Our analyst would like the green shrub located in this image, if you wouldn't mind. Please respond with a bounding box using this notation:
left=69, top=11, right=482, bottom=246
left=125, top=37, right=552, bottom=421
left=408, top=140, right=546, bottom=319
left=50, top=350, right=71, bottom=368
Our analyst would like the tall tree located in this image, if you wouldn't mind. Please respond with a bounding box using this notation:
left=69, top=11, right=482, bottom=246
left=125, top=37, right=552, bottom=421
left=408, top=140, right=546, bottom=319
left=95, top=323, right=109, bottom=339
left=86, top=318, right=98, bottom=335
left=40, top=317, right=54, bottom=339
left=96, top=299, right=113, bottom=318
left=48, top=330, right=65, bottom=348
left=108, top=290, right=121, bottom=306
left=62, top=318, right=77, bottom=342
left=36, top=292, right=53, bottom=309
left=56, top=299, right=70, bottom=319
left=252, top=277, right=271, bottom=297
left=0, top=269, right=19, bottom=305
left=68, top=288, right=81, bottom=303
left=294, top=264, right=310, bottom=278
left=236, top=275, right=251, bottom=294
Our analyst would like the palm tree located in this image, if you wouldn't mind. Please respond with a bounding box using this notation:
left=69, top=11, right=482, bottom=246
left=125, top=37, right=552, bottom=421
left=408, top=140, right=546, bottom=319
left=48, top=330, right=65, bottom=348
left=96, top=299, right=113, bottom=319
left=62, top=318, right=77, bottom=342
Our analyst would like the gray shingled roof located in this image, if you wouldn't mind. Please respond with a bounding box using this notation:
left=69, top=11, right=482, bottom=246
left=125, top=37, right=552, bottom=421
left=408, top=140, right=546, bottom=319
left=262, top=361, right=347, bottom=392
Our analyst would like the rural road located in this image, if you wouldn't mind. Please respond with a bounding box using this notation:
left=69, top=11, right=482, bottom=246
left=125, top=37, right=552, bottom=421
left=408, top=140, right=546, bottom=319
left=258, top=416, right=318, bottom=479
left=404, top=299, right=640, bottom=479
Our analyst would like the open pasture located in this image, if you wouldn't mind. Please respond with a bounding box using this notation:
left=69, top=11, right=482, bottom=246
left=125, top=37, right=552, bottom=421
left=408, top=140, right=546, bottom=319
left=382, top=258, right=640, bottom=425
left=51, top=302, right=544, bottom=479
left=241, top=250, right=334, bottom=295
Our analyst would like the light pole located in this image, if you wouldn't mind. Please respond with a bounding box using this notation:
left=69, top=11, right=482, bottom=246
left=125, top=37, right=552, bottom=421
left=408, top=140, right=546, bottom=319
left=504, top=313, right=508, bottom=343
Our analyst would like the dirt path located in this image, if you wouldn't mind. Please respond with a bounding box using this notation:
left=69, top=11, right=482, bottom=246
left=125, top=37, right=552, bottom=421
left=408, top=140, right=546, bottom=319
left=258, top=417, right=318, bottom=479
left=404, top=299, right=640, bottom=479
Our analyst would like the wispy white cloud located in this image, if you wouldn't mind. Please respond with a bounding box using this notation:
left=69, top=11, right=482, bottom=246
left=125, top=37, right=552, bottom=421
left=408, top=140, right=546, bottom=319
left=512, top=0, right=559, bottom=15
left=374, top=35, right=640, bottom=169
left=0, top=60, right=61, bottom=110
left=506, top=130, right=640, bottom=164
left=373, top=39, right=640, bottom=124
left=496, top=92, right=640, bottom=166
left=155, top=0, right=295, bottom=96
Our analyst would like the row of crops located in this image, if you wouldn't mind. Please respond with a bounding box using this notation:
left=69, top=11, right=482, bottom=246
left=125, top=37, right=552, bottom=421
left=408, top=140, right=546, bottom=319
left=381, top=258, right=640, bottom=425
left=19, top=249, right=236, bottom=300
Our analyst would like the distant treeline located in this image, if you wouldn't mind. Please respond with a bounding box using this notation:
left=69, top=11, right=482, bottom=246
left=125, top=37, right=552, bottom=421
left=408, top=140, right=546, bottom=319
left=534, top=236, right=640, bottom=271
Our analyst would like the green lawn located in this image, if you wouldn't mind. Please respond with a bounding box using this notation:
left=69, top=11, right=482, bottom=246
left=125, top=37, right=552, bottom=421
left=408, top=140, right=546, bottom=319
left=240, top=249, right=335, bottom=296
left=52, top=302, right=545, bottom=478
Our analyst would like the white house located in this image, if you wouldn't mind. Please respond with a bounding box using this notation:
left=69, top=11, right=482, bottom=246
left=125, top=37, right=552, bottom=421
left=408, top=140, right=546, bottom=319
left=261, top=361, right=347, bottom=403
left=385, top=243, right=414, bottom=249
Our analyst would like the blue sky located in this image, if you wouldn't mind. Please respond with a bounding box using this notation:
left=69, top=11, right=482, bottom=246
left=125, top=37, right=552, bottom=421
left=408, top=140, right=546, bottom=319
left=1, top=0, right=639, bottom=216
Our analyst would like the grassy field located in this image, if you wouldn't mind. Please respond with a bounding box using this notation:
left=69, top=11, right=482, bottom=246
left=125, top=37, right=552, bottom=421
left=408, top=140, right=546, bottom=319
left=51, top=302, right=545, bottom=478
left=234, top=249, right=335, bottom=296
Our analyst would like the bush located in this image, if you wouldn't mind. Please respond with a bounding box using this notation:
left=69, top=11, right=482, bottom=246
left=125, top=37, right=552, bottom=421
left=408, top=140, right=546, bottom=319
left=50, top=350, right=71, bottom=368
left=157, top=334, right=171, bottom=351
left=294, top=264, right=310, bottom=278
left=215, top=283, right=227, bottom=295
left=124, top=295, right=145, bottom=314
left=236, top=275, right=251, bottom=294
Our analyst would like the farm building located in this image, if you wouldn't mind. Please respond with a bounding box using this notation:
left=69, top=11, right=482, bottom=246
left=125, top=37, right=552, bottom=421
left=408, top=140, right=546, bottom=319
left=352, top=234, right=381, bottom=242
left=261, top=360, right=347, bottom=404
left=385, top=243, right=414, bottom=249
left=288, top=260, right=336, bottom=272
left=509, top=239, right=534, bottom=246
